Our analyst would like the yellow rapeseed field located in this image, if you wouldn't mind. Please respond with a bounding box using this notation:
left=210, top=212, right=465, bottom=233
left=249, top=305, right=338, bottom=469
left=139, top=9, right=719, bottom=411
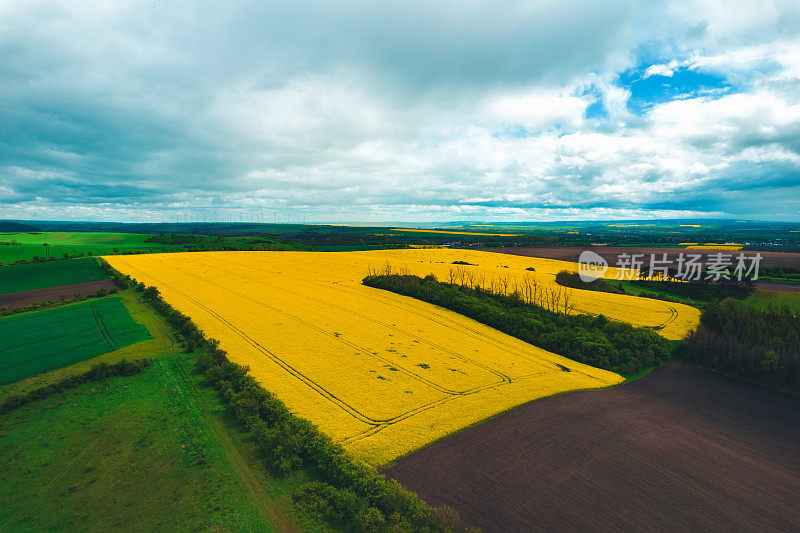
left=105, top=249, right=698, bottom=464
left=390, top=228, right=520, bottom=236
left=685, top=244, right=744, bottom=250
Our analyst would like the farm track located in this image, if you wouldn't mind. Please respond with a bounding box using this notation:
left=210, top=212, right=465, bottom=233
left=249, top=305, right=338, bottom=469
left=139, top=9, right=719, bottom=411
left=385, top=361, right=800, bottom=532
left=116, top=260, right=560, bottom=441
left=168, top=356, right=300, bottom=532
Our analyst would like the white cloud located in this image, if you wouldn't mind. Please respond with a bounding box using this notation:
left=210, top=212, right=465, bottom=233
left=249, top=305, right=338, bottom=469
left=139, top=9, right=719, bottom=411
left=0, top=0, right=799, bottom=221
left=643, top=60, right=685, bottom=78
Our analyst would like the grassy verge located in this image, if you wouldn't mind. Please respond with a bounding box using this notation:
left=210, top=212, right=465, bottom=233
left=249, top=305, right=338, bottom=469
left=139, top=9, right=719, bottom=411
left=744, top=290, right=800, bottom=314
left=0, top=356, right=306, bottom=531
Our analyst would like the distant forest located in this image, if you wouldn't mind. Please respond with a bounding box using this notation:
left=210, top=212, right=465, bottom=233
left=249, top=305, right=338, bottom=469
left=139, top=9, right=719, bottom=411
left=680, top=299, right=800, bottom=390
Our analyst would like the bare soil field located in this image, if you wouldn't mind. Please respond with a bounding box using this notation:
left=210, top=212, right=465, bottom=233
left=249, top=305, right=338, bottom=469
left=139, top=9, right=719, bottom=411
left=483, top=246, right=800, bottom=269
left=385, top=362, right=800, bottom=532
left=0, top=279, right=119, bottom=309
left=755, top=281, right=800, bottom=292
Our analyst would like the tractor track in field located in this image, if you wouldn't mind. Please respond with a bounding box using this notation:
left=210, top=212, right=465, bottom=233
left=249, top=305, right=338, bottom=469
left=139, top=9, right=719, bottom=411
left=113, top=260, right=555, bottom=440
left=219, top=256, right=548, bottom=360
left=168, top=356, right=300, bottom=533
left=141, top=258, right=515, bottom=395
left=650, top=304, right=679, bottom=332
left=209, top=257, right=611, bottom=382
left=172, top=260, right=513, bottom=388
left=89, top=302, right=116, bottom=347
left=202, top=257, right=561, bottom=376
left=159, top=279, right=513, bottom=428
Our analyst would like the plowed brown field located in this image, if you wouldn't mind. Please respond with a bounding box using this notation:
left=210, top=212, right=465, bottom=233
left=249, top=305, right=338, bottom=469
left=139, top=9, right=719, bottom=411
left=385, top=362, right=800, bottom=532
left=0, top=279, right=120, bottom=309
left=482, top=246, right=800, bottom=269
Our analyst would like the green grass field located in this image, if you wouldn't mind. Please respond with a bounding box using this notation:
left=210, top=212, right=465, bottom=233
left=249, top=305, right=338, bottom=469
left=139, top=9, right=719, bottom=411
left=0, top=289, right=317, bottom=532
left=0, top=232, right=186, bottom=263
left=0, top=356, right=313, bottom=531
left=745, top=290, right=800, bottom=314
left=0, top=257, right=108, bottom=294
left=0, top=297, right=151, bottom=384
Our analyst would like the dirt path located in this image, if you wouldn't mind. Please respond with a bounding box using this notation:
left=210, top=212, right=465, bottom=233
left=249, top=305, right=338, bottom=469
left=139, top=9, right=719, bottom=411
left=169, top=356, right=300, bottom=533
left=385, top=362, right=800, bottom=532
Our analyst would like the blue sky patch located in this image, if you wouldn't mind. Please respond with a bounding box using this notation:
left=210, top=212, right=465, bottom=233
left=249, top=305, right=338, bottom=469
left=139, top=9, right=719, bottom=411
left=620, top=66, right=732, bottom=115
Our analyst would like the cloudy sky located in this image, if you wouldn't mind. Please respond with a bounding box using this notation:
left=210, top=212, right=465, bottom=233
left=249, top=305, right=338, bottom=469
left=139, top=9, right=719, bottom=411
left=2, top=1, right=800, bottom=222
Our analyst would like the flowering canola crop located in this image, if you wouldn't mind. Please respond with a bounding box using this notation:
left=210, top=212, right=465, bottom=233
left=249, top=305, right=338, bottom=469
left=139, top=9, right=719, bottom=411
left=105, top=249, right=698, bottom=464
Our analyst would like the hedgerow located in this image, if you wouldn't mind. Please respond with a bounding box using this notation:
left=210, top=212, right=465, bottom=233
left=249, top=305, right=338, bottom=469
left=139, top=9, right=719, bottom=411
left=98, top=258, right=476, bottom=533
left=0, top=359, right=150, bottom=414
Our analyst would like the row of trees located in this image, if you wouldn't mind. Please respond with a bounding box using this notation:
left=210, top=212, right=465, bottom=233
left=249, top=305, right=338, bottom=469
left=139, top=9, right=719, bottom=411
left=0, top=359, right=149, bottom=414
left=630, top=277, right=755, bottom=300
left=363, top=272, right=671, bottom=376
left=761, top=266, right=800, bottom=281
left=555, top=271, right=627, bottom=295
left=679, top=299, right=800, bottom=389
left=369, top=263, right=577, bottom=314
left=99, top=260, right=473, bottom=533
left=0, top=250, right=94, bottom=267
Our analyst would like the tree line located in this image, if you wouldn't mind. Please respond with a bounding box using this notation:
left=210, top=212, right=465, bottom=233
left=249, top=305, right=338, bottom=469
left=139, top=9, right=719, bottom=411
left=555, top=269, right=754, bottom=302
left=760, top=266, right=800, bottom=281
left=0, top=359, right=149, bottom=414
left=363, top=272, right=671, bottom=376
left=679, top=298, right=800, bottom=390
left=98, top=259, right=475, bottom=533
